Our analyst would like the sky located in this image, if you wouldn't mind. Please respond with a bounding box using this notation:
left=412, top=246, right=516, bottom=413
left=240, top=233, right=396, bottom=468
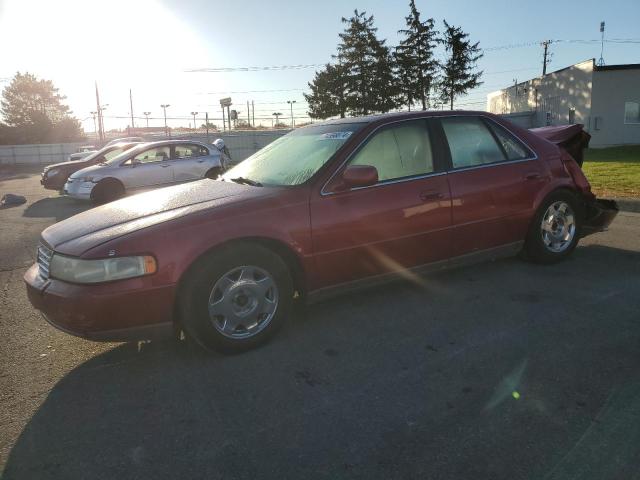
left=0, top=0, right=639, bottom=132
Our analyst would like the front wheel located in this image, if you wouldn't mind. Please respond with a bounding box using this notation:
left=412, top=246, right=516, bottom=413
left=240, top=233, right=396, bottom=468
left=91, top=179, right=125, bottom=205
left=524, top=191, right=583, bottom=264
left=179, top=243, right=293, bottom=353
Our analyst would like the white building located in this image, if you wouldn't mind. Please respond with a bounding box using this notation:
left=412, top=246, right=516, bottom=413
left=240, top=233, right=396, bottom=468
left=487, top=59, right=640, bottom=147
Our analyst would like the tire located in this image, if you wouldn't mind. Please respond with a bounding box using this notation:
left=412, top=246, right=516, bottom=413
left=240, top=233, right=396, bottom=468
left=91, top=179, right=125, bottom=205
left=524, top=190, right=583, bottom=264
left=179, top=243, right=294, bottom=353
left=205, top=167, right=222, bottom=180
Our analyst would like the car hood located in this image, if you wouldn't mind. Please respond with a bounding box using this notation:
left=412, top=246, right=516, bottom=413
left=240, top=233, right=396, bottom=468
left=42, top=180, right=270, bottom=253
left=68, top=163, right=108, bottom=179
left=46, top=157, right=95, bottom=171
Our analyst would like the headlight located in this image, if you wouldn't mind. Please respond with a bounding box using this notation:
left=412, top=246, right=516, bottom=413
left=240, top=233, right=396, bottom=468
left=46, top=168, right=60, bottom=177
left=49, top=254, right=157, bottom=284
left=79, top=176, right=98, bottom=183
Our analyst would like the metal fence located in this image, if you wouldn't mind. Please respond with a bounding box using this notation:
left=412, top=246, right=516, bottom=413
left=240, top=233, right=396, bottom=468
left=0, top=130, right=291, bottom=165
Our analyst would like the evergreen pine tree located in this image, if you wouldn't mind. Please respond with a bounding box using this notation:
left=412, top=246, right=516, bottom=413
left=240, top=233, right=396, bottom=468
left=439, top=21, right=483, bottom=110
left=395, top=0, right=439, bottom=110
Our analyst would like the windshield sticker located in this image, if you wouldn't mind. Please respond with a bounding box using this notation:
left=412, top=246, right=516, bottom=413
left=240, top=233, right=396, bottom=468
left=319, top=131, right=353, bottom=140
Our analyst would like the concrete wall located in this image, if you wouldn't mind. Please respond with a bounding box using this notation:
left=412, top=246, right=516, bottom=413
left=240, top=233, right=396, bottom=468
left=0, top=130, right=291, bottom=165
left=590, top=68, right=640, bottom=147
left=498, top=112, right=536, bottom=129
left=0, top=143, right=87, bottom=165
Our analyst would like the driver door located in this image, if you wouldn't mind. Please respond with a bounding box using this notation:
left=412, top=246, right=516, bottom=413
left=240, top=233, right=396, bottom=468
left=119, top=145, right=174, bottom=190
left=310, top=119, right=452, bottom=288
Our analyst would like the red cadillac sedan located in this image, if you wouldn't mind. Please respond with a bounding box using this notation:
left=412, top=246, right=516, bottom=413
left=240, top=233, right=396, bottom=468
left=24, top=111, right=617, bottom=353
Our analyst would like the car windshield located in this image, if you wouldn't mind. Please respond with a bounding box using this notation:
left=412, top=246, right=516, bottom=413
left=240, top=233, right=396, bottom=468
left=221, top=123, right=365, bottom=186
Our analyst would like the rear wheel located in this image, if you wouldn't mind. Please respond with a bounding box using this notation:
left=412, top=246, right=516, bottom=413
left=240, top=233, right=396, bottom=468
left=524, top=190, right=582, bottom=264
left=91, top=179, right=125, bottom=205
left=179, top=243, right=293, bottom=353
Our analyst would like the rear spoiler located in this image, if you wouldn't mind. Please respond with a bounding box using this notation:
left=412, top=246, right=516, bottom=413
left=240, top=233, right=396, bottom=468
left=529, top=124, right=591, bottom=167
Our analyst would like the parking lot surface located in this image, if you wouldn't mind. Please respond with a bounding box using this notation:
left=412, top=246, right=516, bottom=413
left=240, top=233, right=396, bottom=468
left=1, top=168, right=640, bottom=479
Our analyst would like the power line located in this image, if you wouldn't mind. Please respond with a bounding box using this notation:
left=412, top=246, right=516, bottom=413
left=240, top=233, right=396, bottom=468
left=186, top=64, right=324, bottom=73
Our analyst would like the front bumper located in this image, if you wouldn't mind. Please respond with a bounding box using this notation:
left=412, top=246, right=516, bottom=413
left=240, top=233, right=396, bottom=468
left=63, top=179, right=94, bottom=200
left=581, top=198, right=619, bottom=237
left=41, top=173, right=66, bottom=190
left=24, top=263, right=175, bottom=341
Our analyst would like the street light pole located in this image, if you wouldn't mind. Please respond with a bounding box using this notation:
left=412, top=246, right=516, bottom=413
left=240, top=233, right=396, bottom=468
left=287, top=100, right=297, bottom=128
left=90, top=111, right=97, bottom=140
left=143, top=111, right=151, bottom=128
left=160, top=104, right=170, bottom=137
left=190, top=111, right=199, bottom=131
left=100, top=104, right=109, bottom=139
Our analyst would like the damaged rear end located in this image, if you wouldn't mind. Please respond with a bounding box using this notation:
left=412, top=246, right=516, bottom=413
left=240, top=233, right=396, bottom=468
left=530, top=124, right=618, bottom=236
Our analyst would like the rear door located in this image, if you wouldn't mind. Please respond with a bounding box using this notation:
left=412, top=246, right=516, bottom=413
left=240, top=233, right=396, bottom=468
left=118, top=145, right=174, bottom=190
left=310, top=119, right=452, bottom=288
left=172, top=143, right=213, bottom=182
left=437, top=115, right=548, bottom=257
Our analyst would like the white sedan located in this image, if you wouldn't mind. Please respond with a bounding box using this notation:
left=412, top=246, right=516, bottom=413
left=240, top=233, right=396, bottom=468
left=64, top=139, right=230, bottom=203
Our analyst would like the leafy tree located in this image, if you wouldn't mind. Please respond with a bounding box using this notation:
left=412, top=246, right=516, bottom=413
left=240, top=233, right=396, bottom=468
left=0, top=72, right=83, bottom=143
left=335, top=10, right=398, bottom=116
left=304, top=63, right=348, bottom=119
left=439, top=21, right=483, bottom=110
left=395, top=0, right=439, bottom=110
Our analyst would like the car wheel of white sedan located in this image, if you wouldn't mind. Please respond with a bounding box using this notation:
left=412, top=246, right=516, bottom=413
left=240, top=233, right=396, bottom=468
left=179, top=243, right=293, bottom=353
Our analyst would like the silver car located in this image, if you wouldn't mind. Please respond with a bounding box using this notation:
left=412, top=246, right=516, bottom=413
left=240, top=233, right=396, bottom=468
left=64, top=139, right=229, bottom=203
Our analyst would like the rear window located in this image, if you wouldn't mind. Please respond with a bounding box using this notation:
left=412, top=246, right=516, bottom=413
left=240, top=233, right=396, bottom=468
left=441, top=117, right=506, bottom=169
left=486, top=121, right=532, bottom=161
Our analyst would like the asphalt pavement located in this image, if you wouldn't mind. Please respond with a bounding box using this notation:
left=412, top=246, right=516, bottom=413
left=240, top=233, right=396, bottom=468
left=1, top=168, right=640, bottom=480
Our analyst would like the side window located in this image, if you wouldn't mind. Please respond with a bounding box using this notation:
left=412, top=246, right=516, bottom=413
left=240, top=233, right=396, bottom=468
left=486, top=121, right=531, bottom=161
left=441, top=117, right=506, bottom=169
left=133, top=146, right=170, bottom=164
left=625, top=102, right=640, bottom=124
left=174, top=144, right=206, bottom=159
left=349, top=121, right=434, bottom=182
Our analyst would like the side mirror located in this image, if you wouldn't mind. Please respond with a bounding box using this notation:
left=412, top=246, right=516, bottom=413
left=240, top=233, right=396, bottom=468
left=341, top=165, right=378, bottom=189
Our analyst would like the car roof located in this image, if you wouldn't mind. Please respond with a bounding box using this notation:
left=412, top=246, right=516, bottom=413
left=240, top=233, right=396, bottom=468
left=131, top=139, right=211, bottom=148
left=318, top=109, right=495, bottom=126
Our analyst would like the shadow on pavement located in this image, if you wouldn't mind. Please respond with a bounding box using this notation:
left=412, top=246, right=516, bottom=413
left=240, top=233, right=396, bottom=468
left=3, top=244, right=640, bottom=479
left=23, top=196, right=92, bottom=222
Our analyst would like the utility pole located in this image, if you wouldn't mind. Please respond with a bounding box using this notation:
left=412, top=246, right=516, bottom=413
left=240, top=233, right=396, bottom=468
left=287, top=100, right=297, bottom=128
left=190, top=111, right=198, bottom=131
left=512, top=78, right=518, bottom=113
left=129, top=89, right=135, bottom=133
left=94, top=82, right=104, bottom=142
left=143, top=111, right=151, bottom=128
left=160, top=104, right=170, bottom=137
left=205, top=112, right=210, bottom=142
left=251, top=100, right=255, bottom=127
left=597, top=21, right=606, bottom=66
left=247, top=101, right=251, bottom=127
left=541, top=40, right=553, bottom=76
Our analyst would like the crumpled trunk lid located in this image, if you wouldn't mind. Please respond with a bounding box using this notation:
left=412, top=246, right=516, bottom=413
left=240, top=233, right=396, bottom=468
left=530, top=124, right=591, bottom=167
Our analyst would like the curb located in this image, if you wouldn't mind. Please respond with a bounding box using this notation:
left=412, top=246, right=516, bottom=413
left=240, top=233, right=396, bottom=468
left=614, top=198, right=640, bottom=213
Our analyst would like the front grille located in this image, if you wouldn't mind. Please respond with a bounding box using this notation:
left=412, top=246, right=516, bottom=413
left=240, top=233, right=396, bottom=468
left=37, top=244, right=54, bottom=279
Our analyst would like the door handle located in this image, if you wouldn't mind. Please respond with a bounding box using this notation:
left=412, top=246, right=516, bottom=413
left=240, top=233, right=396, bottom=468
left=419, top=191, right=444, bottom=201
left=160, top=164, right=171, bottom=168
left=524, top=172, right=541, bottom=180
left=197, top=160, right=205, bottom=163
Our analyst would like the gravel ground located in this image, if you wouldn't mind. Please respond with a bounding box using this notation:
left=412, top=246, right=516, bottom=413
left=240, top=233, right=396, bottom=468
left=1, top=169, right=639, bottom=480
